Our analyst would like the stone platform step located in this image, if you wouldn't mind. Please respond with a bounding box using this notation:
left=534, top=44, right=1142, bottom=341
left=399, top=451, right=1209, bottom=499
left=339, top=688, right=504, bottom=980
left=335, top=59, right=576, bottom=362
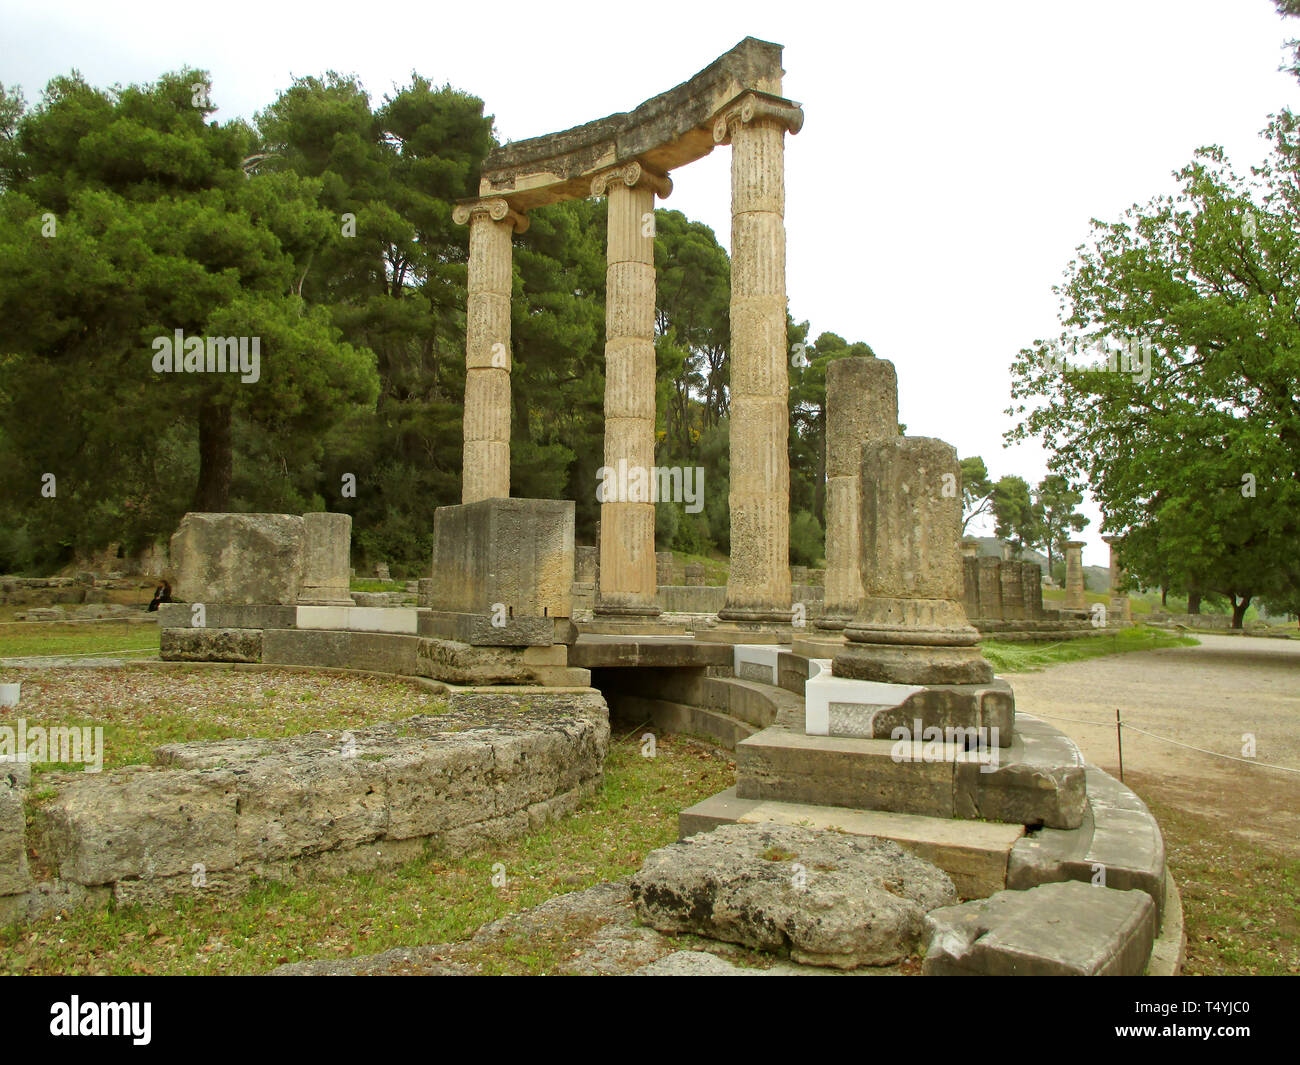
left=923, top=880, right=1157, bottom=975
left=735, top=713, right=1086, bottom=829
left=1008, top=763, right=1167, bottom=920
left=679, top=787, right=1024, bottom=899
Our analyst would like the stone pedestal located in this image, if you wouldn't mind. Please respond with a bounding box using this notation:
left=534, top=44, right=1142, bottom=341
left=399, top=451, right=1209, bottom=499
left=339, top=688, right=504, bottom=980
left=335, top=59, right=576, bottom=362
left=298, top=513, right=353, bottom=605
left=453, top=198, right=528, bottom=504
left=714, top=92, right=803, bottom=626
left=834, top=438, right=992, bottom=686
left=1064, top=541, right=1087, bottom=611
left=685, top=562, right=706, bottom=586
left=171, top=513, right=304, bottom=605
left=427, top=498, right=575, bottom=646
left=818, top=358, right=898, bottom=631
left=594, top=163, right=670, bottom=619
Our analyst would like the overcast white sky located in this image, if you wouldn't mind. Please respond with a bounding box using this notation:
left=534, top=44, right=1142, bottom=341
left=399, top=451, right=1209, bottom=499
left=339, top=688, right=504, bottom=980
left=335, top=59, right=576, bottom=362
left=4, top=0, right=1297, bottom=566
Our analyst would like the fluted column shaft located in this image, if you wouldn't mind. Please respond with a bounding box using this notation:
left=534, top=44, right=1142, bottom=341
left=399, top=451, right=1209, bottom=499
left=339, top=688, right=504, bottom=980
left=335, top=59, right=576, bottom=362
left=594, top=163, right=670, bottom=616
left=715, top=93, right=803, bottom=623
left=454, top=198, right=527, bottom=504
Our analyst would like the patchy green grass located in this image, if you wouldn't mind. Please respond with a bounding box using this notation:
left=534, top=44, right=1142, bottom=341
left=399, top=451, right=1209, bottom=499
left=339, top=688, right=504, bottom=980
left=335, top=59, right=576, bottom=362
left=1136, top=788, right=1300, bottom=975
left=0, top=620, right=160, bottom=661
left=981, top=626, right=1198, bottom=674
left=348, top=579, right=407, bottom=593
left=0, top=667, right=444, bottom=775
left=0, top=733, right=734, bottom=975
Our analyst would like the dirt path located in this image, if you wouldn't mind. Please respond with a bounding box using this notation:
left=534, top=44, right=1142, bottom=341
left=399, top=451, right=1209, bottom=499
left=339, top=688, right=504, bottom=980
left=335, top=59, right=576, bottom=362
left=1004, top=635, right=1300, bottom=859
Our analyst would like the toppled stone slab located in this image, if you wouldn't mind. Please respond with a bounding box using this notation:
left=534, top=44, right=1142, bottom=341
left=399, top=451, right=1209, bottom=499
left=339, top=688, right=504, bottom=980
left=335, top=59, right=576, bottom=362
left=630, top=823, right=956, bottom=968
left=923, top=880, right=1156, bottom=976
left=160, top=627, right=262, bottom=663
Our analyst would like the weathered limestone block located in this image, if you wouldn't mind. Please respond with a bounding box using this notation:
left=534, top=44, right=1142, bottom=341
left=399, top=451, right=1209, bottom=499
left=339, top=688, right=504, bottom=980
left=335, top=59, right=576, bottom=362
left=820, top=357, right=899, bottom=629
left=631, top=823, right=956, bottom=968
left=684, top=562, right=706, bottom=586
left=416, top=638, right=586, bottom=687
left=33, top=697, right=608, bottom=901
left=160, top=627, right=262, bottom=663
left=298, top=513, right=353, bottom=605
left=0, top=783, right=32, bottom=897
left=429, top=498, right=574, bottom=620
left=836, top=438, right=991, bottom=685
left=923, top=881, right=1156, bottom=976
left=171, top=512, right=304, bottom=605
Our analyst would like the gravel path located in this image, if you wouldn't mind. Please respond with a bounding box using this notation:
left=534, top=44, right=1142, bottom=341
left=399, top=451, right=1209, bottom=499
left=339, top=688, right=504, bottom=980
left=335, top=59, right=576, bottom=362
left=1005, top=634, right=1300, bottom=857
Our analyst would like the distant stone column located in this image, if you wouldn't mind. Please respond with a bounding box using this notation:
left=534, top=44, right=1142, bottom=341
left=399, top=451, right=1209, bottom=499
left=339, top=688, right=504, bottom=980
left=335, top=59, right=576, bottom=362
left=592, top=163, right=671, bottom=618
left=1064, top=540, right=1087, bottom=610
left=298, top=513, right=353, bottom=605
left=1021, top=561, right=1043, bottom=619
left=999, top=561, right=1024, bottom=620
left=834, top=437, right=991, bottom=685
left=453, top=197, right=528, bottom=504
left=960, top=540, right=980, bottom=619
left=713, top=93, right=804, bottom=624
left=818, top=358, right=898, bottom=631
left=1104, top=535, right=1132, bottom=621
left=977, top=556, right=1003, bottom=620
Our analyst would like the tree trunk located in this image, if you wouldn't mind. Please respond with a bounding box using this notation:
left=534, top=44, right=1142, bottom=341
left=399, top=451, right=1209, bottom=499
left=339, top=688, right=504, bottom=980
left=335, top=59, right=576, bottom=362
left=1187, top=589, right=1202, bottom=614
left=1231, top=595, right=1250, bottom=630
left=192, top=399, right=233, bottom=512
left=1161, top=585, right=1168, bottom=608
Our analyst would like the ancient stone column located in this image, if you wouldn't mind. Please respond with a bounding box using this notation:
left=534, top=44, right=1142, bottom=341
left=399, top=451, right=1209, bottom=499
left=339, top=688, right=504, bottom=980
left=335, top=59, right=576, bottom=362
left=297, top=513, right=353, bottom=605
left=1104, top=535, right=1132, bottom=621
left=1064, top=540, right=1087, bottom=610
left=818, top=358, right=898, bottom=630
left=960, top=540, right=980, bottom=619
left=592, top=163, right=671, bottom=618
left=1021, top=561, right=1043, bottom=619
left=834, top=437, right=992, bottom=685
left=713, top=93, right=804, bottom=624
left=452, top=197, right=528, bottom=504
left=977, top=556, right=1003, bottom=620
left=999, top=561, right=1025, bottom=620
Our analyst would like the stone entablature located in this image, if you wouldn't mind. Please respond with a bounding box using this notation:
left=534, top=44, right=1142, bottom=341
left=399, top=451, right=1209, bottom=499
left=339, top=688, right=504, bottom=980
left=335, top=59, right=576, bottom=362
left=478, top=38, right=788, bottom=210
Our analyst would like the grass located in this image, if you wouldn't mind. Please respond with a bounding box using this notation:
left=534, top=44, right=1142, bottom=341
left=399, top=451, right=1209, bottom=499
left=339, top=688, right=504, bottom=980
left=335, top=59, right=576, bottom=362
left=980, top=625, right=1198, bottom=674
left=1137, top=787, right=1300, bottom=975
left=348, top=579, right=407, bottom=593
left=0, top=667, right=444, bottom=776
left=0, top=732, right=734, bottom=975
left=0, top=620, right=160, bottom=661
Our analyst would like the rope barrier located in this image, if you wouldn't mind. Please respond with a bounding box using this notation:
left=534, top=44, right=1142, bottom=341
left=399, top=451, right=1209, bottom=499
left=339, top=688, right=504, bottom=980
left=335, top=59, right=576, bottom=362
left=1028, top=711, right=1300, bottom=775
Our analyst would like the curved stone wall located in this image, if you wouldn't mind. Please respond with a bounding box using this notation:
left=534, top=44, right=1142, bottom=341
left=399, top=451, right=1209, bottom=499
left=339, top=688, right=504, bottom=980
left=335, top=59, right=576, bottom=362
left=2, top=688, right=608, bottom=922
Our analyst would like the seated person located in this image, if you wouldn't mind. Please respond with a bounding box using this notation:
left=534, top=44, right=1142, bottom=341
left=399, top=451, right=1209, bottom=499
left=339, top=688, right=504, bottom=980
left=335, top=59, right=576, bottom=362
left=147, top=580, right=174, bottom=612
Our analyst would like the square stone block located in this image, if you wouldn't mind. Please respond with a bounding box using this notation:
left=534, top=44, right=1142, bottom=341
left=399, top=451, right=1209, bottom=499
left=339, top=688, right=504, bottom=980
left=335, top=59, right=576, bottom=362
left=430, top=499, right=574, bottom=620
left=171, top=513, right=304, bottom=605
